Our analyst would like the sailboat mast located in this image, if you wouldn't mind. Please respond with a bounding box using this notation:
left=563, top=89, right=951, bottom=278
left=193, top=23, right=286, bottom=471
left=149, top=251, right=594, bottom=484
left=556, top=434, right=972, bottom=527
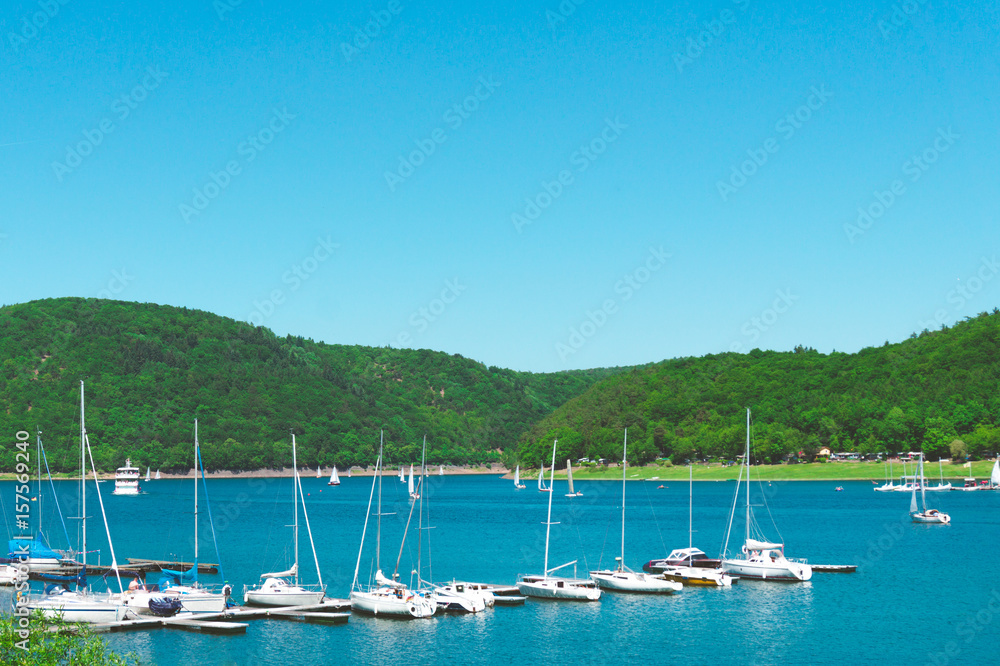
left=194, top=419, right=199, bottom=564
left=376, top=430, right=383, bottom=571
left=621, top=430, right=627, bottom=569
left=292, top=432, right=300, bottom=587
left=36, top=430, right=42, bottom=535
left=417, top=435, right=426, bottom=586
left=80, top=380, right=86, bottom=569
left=543, top=439, right=557, bottom=577
left=920, top=454, right=927, bottom=511
left=689, top=464, right=693, bottom=550
left=744, top=408, right=751, bottom=545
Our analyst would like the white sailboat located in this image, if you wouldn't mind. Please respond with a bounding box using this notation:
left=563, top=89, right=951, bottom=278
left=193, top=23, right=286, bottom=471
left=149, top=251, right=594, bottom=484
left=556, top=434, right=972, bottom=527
left=439, top=465, right=443, bottom=476
left=565, top=459, right=583, bottom=497
left=514, top=465, right=525, bottom=490
left=517, top=440, right=602, bottom=601
left=590, top=430, right=682, bottom=593
left=990, top=459, right=1000, bottom=489
left=925, top=459, right=952, bottom=492
left=26, top=382, right=137, bottom=623
left=910, top=453, right=951, bottom=524
left=145, top=467, right=151, bottom=482
left=399, top=466, right=406, bottom=483
left=154, top=469, right=161, bottom=480
left=329, top=466, right=340, bottom=486
left=721, top=409, right=813, bottom=582
left=350, top=432, right=436, bottom=618
left=408, top=464, right=419, bottom=500
left=537, top=465, right=550, bottom=492
left=245, top=434, right=326, bottom=606
left=874, top=459, right=898, bottom=492
left=316, top=465, right=322, bottom=479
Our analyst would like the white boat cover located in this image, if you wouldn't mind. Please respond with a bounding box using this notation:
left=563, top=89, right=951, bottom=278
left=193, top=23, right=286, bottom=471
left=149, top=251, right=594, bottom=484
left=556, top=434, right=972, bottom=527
left=261, top=563, right=296, bottom=579
left=745, top=538, right=782, bottom=551
left=375, top=569, right=405, bottom=589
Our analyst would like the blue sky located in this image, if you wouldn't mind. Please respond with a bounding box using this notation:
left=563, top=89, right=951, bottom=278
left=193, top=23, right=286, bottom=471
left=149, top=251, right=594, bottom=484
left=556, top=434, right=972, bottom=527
left=2, top=1, right=998, bottom=372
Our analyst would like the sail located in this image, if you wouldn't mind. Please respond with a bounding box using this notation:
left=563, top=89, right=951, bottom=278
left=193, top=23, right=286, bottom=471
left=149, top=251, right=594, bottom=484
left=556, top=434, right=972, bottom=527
left=399, top=466, right=405, bottom=482
left=538, top=466, right=545, bottom=491
left=438, top=465, right=443, bottom=476
left=909, top=480, right=919, bottom=514
left=155, top=469, right=161, bottom=479
left=566, top=459, right=575, bottom=494
left=330, top=467, right=339, bottom=484
left=514, top=465, right=520, bottom=486
left=145, top=467, right=150, bottom=481
left=408, top=466, right=415, bottom=495
left=992, top=460, right=1000, bottom=486
left=316, top=466, right=322, bottom=478
left=375, top=569, right=405, bottom=589
left=261, top=563, right=297, bottom=579
left=745, top=538, right=782, bottom=551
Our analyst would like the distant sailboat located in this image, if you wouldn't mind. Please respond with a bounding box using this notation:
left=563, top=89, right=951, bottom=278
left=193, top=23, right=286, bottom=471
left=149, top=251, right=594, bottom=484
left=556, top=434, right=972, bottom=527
left=399, top=466, right=405, bottom=483
left=409, top=465, right=419, bottom=499
left=538, top=465, right=550, bottom=492
left=329, top=467, right=340, bottom=486
left=154, top=469, right=161, bottom=480
left=565, top=459, right=582, bottom=497
left=910, top=453, right=950, bottom=523
left=316, top=466, right=322, bottom=479
left=514, top=465, right=525, bottom=490
left=992, top=459, right=1000, bottom=489
left=439, top=465, right=443, bottom=476
left=348, top=468, right=352, bottom=478
left=145, top=467, right=151, bottom=482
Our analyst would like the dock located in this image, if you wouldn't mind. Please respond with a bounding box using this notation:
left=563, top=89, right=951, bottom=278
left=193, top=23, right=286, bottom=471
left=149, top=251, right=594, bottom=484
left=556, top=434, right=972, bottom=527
left=812, top=564, right=857, bottom=573
left=49, top=599, right=351, bottom=635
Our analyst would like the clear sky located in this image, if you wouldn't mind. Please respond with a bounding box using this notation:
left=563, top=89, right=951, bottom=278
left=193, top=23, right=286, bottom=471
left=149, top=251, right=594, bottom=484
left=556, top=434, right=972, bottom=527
left=2, top=1, right=997, bottom=372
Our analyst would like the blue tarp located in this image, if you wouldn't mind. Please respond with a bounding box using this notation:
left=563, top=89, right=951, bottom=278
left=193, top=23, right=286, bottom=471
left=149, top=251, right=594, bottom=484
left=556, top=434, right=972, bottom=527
left=159, top=566, right=197, bottom=588
left=7, top=533, right=61, bottom=561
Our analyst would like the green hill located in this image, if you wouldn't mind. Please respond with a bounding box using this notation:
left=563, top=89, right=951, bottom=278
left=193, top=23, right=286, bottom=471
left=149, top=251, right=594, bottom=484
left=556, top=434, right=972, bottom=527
left=517, top=311, right=1000, bottom=467
left=0, top=298, right=626, bottom=473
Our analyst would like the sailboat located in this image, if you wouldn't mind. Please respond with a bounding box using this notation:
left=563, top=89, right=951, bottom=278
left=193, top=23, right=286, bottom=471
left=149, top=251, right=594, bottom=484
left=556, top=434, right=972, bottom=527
left=329, top=466, right=340, bottom=486
left=245, top=433, right=326, bottom=606
left=910, top=453, right=951, bottom=523
left=349, top=432, right=436, bottom=618
left=514, top=465, right=526, bottom=490
left=721, top=409, right=813, bottom=581
left=316, top=465, right=322, bottom=479
left=516, top=440, right=602, bottom=601
left=399, top=466, right=406, bottom=483
left=26, top=381, right=138, bottom=623
left=145, top=467, right=151, bottom=482
left=925, top=459, right=952, bottom=492
left=154, top=469, right=161, bottom=480
left=124, top=420, right=230, bottom=613
left=439, top=465, right=444, bottom=476
left=590, top=430, right=682, bottom=593
left=655, top=465, right=734, bottom=587
left=409, top=464, right=419, bottom=500
left=874, top=459, right=898, bottom=492
left=991, top=459, right=1000, bottom=489
left=537, top=465, right=550, bottom=492
left=565, top=459, right=583, bottom=497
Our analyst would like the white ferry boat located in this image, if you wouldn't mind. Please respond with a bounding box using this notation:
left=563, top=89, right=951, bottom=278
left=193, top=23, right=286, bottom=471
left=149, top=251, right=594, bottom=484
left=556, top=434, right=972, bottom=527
left=113, top=458, right=141, bottom=495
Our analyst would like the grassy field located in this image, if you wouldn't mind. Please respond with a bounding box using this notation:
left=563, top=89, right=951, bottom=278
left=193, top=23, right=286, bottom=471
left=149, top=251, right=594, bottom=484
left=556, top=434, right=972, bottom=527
left=552, top=460, right=998, bottom=482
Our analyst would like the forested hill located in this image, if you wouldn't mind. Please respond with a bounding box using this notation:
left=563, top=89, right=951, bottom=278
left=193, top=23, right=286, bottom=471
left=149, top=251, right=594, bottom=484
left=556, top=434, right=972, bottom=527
left=0, top=298, right=626, bottom=473
left=517, top=310, right=1000, bottom=466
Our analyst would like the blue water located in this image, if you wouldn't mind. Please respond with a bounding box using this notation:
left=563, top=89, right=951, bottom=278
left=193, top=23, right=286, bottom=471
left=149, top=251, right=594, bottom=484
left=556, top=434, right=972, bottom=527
left=4, top=475, right=998, bottom=665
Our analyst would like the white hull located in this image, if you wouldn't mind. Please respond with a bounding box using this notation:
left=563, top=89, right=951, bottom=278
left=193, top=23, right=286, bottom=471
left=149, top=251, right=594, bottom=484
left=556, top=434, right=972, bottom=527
left=432, top=586, right=488, bottom=613
left=350, top=589, right=436, bottom=617
left=721, top=558, right=812, bottom=581
left=245, top=589, right=325, bottom=607
left=27, top=592, right=137, bottom=623
left=911, top=511, right=951, bottom=524
left=590, top=570, right=681, bottom=593
left=112, top=487, right=139, bottom=495
left=516, top=577, right=601, bottom=600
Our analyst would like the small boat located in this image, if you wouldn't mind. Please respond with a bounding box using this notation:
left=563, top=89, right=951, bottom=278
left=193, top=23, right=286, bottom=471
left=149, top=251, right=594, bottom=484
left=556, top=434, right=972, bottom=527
left=537, top=465, right=550, bottom=493
left=590, top=430, right=681, bottom=594
left=659, top=566, right=735, bottom=587
left=925, top=459, right=952, bottom=492
left=154, top=469, right=161, bottom=480
left=517, top=440, right=601, bottom=601
left=145, top=467, right=151, bottom=482
left=874, top=459, right=898, bottom=492
left=565, top=459, right=582, bottom=497
left=329, top=466, right=340, bottom=486
left=720, top=409, right=812, bottom=581
left=910, top=453, right=950, bottom=524
left=316, top=465, right=322, bottom=478
left=408, top=464, right=419, bottom=500
left=991, top=459, right=1000, bottom=489
left=439, top=465, right=444, bottom=476
left=514, top=465, right=525, bottom=490
left=399, top=466, right=406, bottom=483
left=113, top=458, right=141, bottom=495
left=835, top=486, right=844, bottom=492
left=644, top=548, right=721, bottom=573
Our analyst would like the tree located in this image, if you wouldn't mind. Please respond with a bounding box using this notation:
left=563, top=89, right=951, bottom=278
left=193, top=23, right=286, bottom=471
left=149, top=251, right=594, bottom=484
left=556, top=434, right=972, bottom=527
left=0, top=611, right=140, bottom=665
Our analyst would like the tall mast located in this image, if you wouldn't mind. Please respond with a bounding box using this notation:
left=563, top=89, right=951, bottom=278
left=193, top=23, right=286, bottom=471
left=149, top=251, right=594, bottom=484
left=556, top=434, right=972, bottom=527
left=376, top=430, right=383, bottom=571
left=36, top=429, right=42, bottom=535
left=689, top=463, right=693, bottom=550
left=80, top=381, right=86, bottom=569
left=920, top=453, right=927, bottom=512
left=417, top=435, right=426, bottom=585
left=744, top=408, right=751, bottom=545
left=292, top=432, right=300, bottom=587
left=620, top=430, right=627, bottom=570
left=194, top=419, right=199, bottom=564
left=543, top=439, right=557, bottom=577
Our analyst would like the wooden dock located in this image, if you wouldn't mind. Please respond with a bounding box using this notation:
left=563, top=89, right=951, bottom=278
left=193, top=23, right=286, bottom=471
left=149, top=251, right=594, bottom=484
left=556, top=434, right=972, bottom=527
left=50, top=599, right=351, bottom=635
